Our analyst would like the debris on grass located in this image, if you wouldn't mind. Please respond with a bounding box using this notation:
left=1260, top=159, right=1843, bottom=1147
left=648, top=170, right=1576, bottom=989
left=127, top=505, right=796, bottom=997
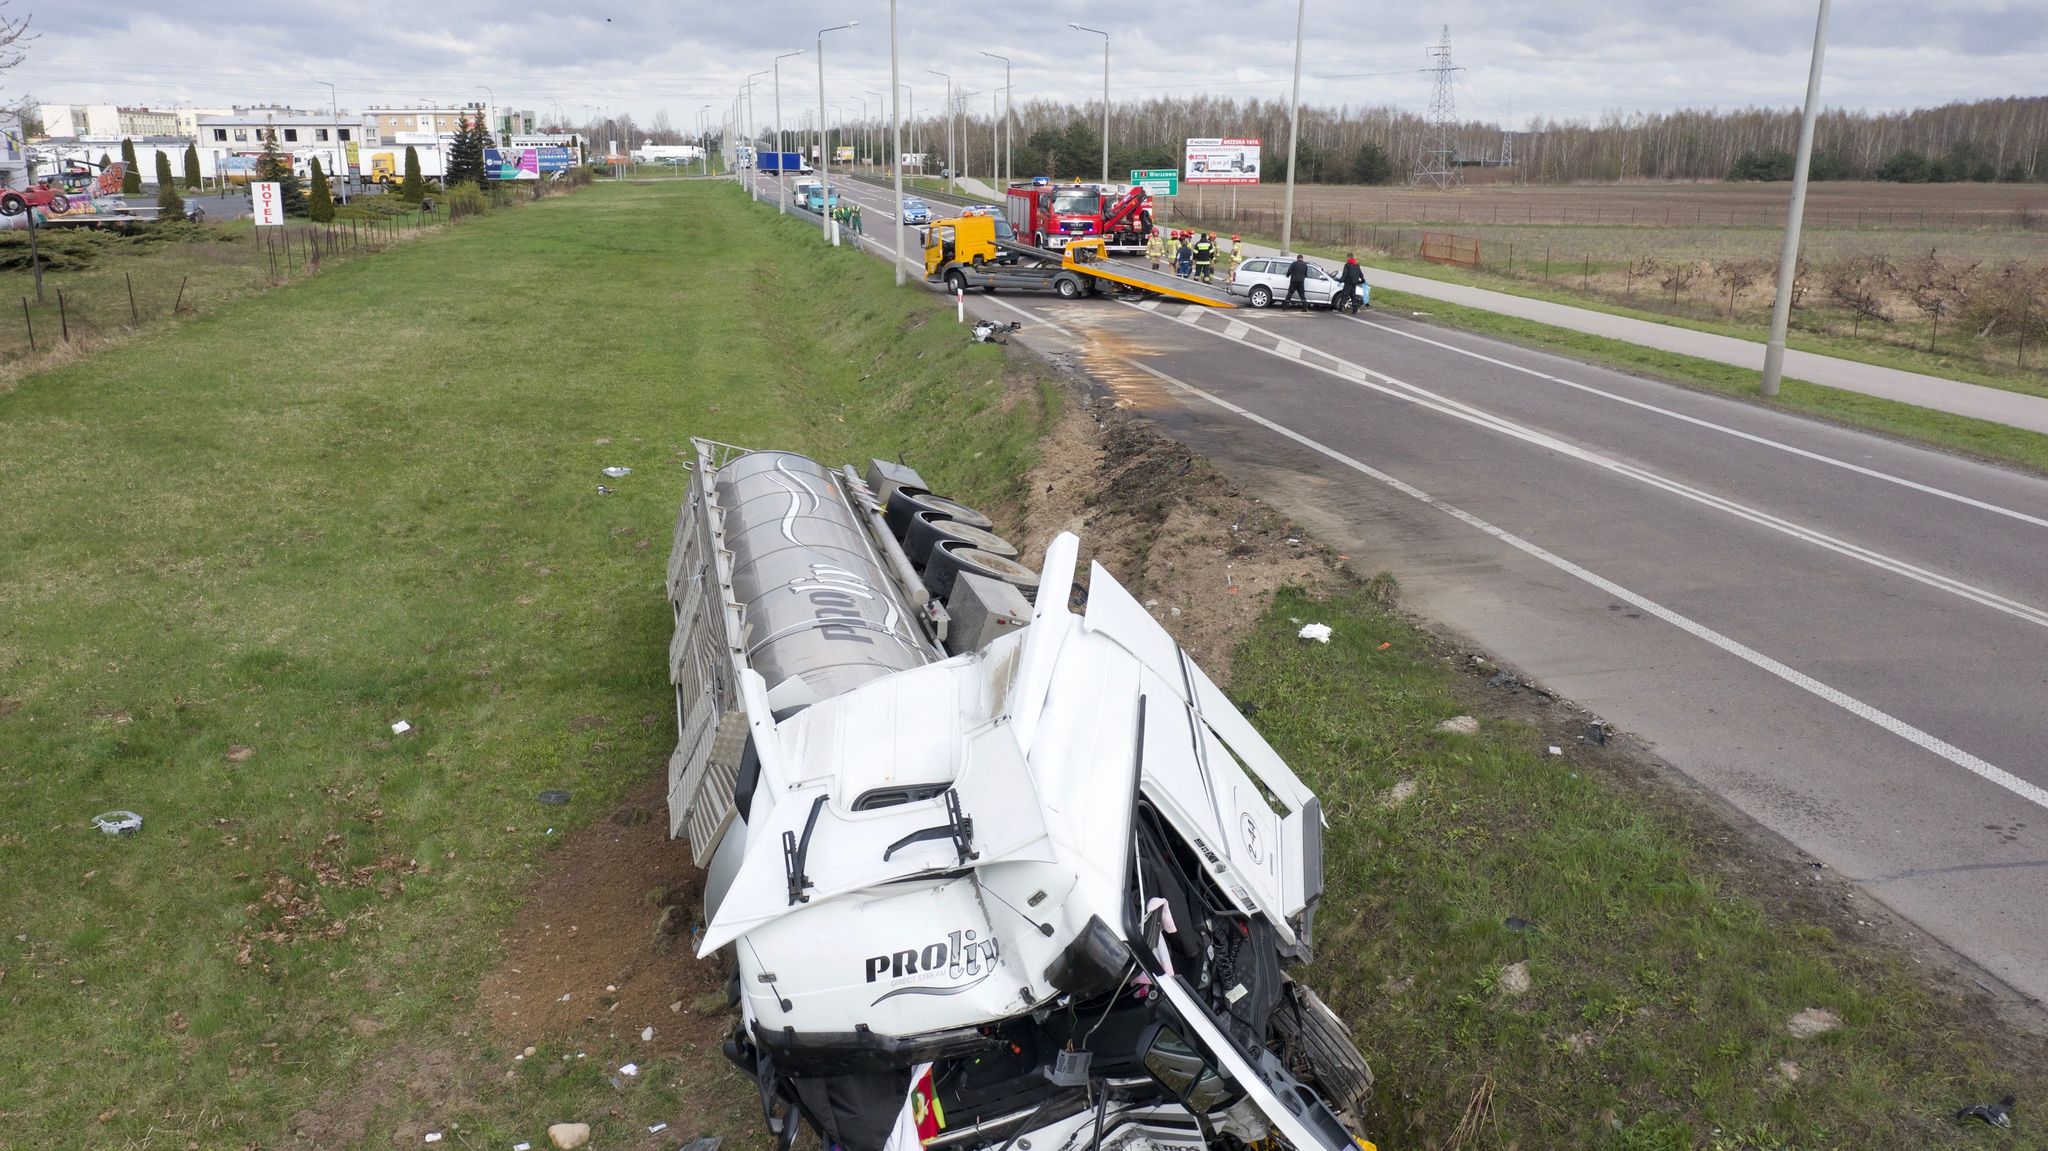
left=1434, top=715, right=1478, bottom=735
left=536, top=790, right=571, bottom=806
left=618, top=1062, right=638, bottom=1077
left=1297, top=623, right=1333, bottom=643
left=1384, top=779, right=1419, bottom=808
left=547, top=1123, right=591, bottom=1150
left=1505, top=917, right=1535, bottom=933
left=1499, top=962, right=1531, bottom=996
left=1956, top=1093, right=2015, bottom=1129
left=91, top=810, right=143, bottom=836
left=1786, top=1007, right=1843, bottom=1038
left=390, top=719, right=412, bottom=735
left=602, top=466, right=632, bottom=478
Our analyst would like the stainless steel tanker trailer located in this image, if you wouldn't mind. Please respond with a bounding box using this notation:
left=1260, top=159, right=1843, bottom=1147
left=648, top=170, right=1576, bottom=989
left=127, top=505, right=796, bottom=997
left=664, top=439, right=1378, bottom=1151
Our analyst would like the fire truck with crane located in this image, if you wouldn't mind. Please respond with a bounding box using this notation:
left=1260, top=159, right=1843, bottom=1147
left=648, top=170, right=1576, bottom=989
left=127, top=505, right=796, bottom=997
left=1004, top=178, right=1154, bottom=255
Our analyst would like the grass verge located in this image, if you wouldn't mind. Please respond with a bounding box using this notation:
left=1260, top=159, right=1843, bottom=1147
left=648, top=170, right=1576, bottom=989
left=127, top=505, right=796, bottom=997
left=1370, top=285, right=2048, bottom=475
left=0, top=180, right=1053, bottom=1147
left=1231, top=584, right=2048, bottom=1151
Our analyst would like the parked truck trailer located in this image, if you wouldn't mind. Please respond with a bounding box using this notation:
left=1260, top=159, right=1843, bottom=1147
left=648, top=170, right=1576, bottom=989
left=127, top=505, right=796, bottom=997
left=665, top=440, right=1371, bottom=1151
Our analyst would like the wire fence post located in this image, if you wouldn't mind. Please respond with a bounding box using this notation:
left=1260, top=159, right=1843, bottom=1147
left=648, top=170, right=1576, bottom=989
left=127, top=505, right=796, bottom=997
left=21, top=296, right=34, bottom=352
left=56, top=288, right=69, bottom=342
left=174, top=275, right=188, bottom=315
left=126, top=272, right=139, bottom=324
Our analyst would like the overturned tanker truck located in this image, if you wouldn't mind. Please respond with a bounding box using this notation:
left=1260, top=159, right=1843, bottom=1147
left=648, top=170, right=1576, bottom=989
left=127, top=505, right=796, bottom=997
left=665, top=439, right=1376, bottom=1151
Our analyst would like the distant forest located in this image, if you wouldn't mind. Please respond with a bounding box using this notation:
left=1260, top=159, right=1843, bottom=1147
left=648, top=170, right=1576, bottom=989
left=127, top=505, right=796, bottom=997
left=652, top=93, right=2048, bottom=186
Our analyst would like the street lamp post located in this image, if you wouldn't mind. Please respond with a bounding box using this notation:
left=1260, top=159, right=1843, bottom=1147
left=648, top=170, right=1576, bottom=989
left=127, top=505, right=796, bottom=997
left=773, top=49, right=804, bottom=214
left=1070, top=24, right=1109, bottom=185
left=891, top=0, right=906, bottom=284
left=818, top=20, right=859, bottom=242
left=1762, top=0, right=1833, bottom=398
left=979, top=51, right=1011, bottom=186
left=1280, top=0, right=1306, bottom=253
left=479, top=84, right=495, bottom=149
left=925, top=68, right=952, bottom=192
left=699, top=104, right=713, bottom=175
left=866, top=89, right=885, bottom=171
left=315, top=81, right=346, bottom=192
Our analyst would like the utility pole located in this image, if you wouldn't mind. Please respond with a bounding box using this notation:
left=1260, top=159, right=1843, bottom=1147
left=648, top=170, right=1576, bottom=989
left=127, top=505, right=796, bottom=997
left=1414, top=25, right=1464, bottom=189
left=980, top=51, right=1011, bottom=186
left=1762, top=0, right=1832, bottom=398
left=317, top=81, right=344, bottom=187
left=1281, top=0, right=1306, bottom=253
left=1070, top=25, right=1110, bottom=184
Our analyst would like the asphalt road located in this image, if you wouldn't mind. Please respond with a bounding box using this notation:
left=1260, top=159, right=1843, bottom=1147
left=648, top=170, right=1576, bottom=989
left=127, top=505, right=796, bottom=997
left=762, top=171, right=2048, bottom=1008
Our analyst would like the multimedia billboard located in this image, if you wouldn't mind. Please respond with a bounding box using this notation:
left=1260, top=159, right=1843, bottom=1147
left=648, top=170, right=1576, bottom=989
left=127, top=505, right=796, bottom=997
left=1184, top=138, right=1261, bottom=185
left=484, top=146, right=576, bottom=180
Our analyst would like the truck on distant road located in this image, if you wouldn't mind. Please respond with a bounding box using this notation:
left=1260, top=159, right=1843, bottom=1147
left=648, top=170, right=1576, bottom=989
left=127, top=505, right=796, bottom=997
left=922, top=214, right=1231, bottom=306
left=758, top=151, right=812, bottom=175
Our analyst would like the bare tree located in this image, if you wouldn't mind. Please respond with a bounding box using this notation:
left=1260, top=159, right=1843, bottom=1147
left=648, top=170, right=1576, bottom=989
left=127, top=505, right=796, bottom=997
left=1896, top=249, right=1977, bottom=353
left=1715, top=260, right=1763, bottom=319
left=1965, top=263, right=2048, bottom=368
left=1659, top=260, right=1700, bottom=307
left=1825, top=256, right=1895, bottom=337
left=1624, top=255, right=1657, bottom=298
left=0, top=3, right=31, bottom=74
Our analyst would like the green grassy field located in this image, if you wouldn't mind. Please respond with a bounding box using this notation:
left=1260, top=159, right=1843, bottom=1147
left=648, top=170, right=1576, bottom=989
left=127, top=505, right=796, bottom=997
left=5, top=179, right=2045, bottom=1151
left=1234, top=586, right=2048, bottom=1150
left=0, top=181, right=1050, bottom=1147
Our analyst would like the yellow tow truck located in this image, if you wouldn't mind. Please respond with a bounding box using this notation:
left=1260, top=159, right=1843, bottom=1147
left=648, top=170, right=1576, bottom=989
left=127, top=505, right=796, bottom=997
left=922, top=214, right=1234, bottom=307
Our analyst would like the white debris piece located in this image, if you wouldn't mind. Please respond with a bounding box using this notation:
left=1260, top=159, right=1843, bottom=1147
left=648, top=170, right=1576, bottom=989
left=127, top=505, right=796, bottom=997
left=640, top=1025, right=654, bottom=1041
left=1547, top=745, right=1563, bottom=756
left=1297, top=623, right=1333, bottom=644
left=603, top=466, right=632, bottom=478
left=618, top=1062, right=639, bottom=1076
left=391, top=720, right=412, bottom=735
left=649, top=1123, right=670, bottom=1134
left=423, top=1136, right=442, bottom=1144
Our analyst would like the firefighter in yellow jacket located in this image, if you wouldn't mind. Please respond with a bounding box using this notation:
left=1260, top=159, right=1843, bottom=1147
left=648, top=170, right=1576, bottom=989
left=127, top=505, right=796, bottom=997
left=1146, top=227, right=1167, bottom=271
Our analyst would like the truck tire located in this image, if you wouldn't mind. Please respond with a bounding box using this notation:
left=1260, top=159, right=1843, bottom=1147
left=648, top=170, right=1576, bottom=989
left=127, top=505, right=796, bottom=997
left=904, top=512, right=1021, bottom=566
left=883, top=488, right=993, bottom=540
left=1273, top=983, right=1374, bottom=1127
left=945, top=268, right=969, bottom=294
left=1249, top=285, right=1273, bottom=308
left=0, top=192, right=22, bottom=216
left=923, top=542, right=1040, bottom=603
left=1054, top=274, right=1083, bottom=299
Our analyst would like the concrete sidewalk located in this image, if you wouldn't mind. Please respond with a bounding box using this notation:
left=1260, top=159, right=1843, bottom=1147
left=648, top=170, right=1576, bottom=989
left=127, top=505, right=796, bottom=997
left=1232, top=238, right=2048, bottom=437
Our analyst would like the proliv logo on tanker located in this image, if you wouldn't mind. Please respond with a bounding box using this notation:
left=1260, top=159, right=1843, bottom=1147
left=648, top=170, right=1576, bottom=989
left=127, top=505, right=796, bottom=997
left=865, top=930, right=1001, bottom=1003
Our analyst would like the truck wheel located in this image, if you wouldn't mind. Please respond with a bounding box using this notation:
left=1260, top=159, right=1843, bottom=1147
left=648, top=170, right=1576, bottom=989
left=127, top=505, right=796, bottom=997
left=945, top=269, right=969, bottom=294
left=923, top=542, right=1040, bottom=603
left=1249, top=285, right=1273, bottom=308
left=905, top=512, right=1021, bottom=566
left=883, top=489, right=992, bottom=540
left=0, top=192, right=22, bottom=216
left=1054, top=274, right=1083, bottom=299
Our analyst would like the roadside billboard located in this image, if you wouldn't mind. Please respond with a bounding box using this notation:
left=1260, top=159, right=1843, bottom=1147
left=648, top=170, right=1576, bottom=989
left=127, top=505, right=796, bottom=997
left=1184, top=138, right=1261, bottom=185
left=251, top=181, right=284, bottom=226
left=484, top=146, right=575, bottom=180
left=835, top=145, right=855, bottom=163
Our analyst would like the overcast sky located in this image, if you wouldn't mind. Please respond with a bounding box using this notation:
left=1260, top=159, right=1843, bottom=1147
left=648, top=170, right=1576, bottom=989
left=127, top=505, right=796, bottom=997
left=14, top=0, right=2046, bottom=131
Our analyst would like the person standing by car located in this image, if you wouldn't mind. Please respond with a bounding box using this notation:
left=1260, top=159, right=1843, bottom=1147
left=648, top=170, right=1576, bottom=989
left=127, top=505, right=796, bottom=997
left=1284, top=253, right=1311, bottom=309
left=1227, top=234, right=1244, bottom=278
left=1336, top=254, right=1366, bottom=313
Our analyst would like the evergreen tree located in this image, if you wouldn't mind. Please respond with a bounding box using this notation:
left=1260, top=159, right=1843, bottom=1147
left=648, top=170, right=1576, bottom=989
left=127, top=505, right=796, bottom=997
left=255, top=128, right=308, bottom=215
left=1348, top=142, right=1394, bottom=185
left=155, top=150, right=175, bottom=190
left=157, top=178, right=185, bottom=220
left=446, top=113, right=486, bottom=186
left=120, top=139, right=143, bottom=194
left=308, top=157, right=335, bottom=222
left=400, top=145, right=424, bottom=202
left=183, top=143, right=201, bottom=189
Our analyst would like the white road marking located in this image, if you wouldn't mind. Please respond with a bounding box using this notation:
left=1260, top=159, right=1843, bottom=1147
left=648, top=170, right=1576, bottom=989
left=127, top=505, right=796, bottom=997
left=1119, top=356, right=2048, bottom=815
left=1224, top=321, right=1250, bottom=339
left=1336, top=311, right=2048, bottom=532
left=1134, top=301, right=2048, bottom=632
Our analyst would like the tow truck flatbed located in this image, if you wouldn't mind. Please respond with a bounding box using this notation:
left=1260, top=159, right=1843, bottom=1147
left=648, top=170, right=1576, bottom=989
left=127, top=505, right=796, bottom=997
left=925, top=216, right=1234, bottom=308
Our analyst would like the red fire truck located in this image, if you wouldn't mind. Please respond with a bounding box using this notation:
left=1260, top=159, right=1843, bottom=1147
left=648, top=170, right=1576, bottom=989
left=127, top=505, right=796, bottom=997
left=1005, top=180, right=1153, bottom=254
